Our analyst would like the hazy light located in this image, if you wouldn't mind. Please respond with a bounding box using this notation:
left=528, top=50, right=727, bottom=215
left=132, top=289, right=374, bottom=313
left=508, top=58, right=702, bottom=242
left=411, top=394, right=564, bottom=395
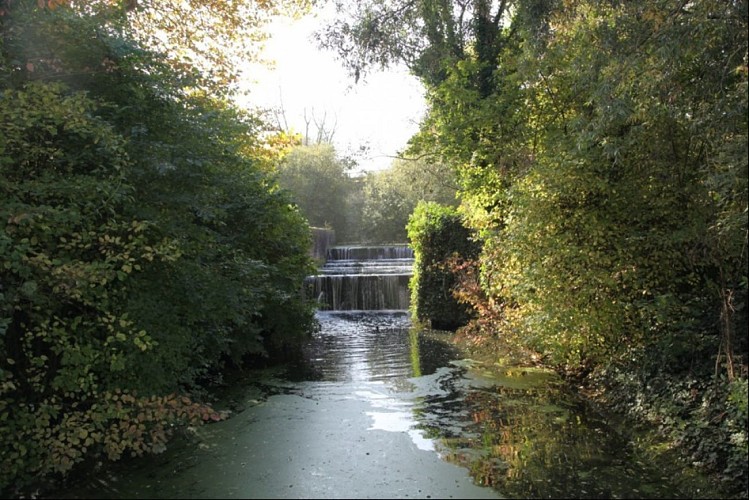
left=236, top=6, right=426, bottom=173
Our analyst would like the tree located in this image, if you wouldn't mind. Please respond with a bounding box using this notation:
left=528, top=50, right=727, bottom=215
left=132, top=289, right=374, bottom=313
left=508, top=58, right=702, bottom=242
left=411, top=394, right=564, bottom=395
left=318, top=0, right=748, bottom=376
left=276, top=143, right=360, bottom=242
left=1, top=0, right=314, bottom=93
left=360, top=157, right=458, bottom=242
left=273, top=105, right=339, bottom=146
left=319, top=2, right=748, bottom=488
left=317, top=0, right=512, bottom=89
left=1, top=1, right=316, bottom=491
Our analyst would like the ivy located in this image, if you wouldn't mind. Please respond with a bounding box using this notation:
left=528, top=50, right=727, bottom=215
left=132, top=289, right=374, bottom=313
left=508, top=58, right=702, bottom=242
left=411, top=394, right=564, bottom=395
left=407, top=202, right=480, bottom=331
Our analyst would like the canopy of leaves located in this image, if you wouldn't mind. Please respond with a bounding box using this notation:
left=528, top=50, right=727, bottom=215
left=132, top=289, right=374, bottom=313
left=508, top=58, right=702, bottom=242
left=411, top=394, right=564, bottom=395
left=275, top=143, right=360, bottom=242
left=3, top=0, right=315, bottom=92
left=360, top=157, right=458, bottom=242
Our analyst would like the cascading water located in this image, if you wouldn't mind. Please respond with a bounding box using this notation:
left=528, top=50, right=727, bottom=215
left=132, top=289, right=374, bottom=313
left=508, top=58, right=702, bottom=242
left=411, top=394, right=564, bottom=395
left=305, top=244, right=414, bottom=310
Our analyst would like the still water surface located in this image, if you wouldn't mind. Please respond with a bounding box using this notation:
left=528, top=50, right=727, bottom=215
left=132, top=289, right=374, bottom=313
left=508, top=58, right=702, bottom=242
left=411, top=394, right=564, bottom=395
left=55, top=311, right=686, bottom=498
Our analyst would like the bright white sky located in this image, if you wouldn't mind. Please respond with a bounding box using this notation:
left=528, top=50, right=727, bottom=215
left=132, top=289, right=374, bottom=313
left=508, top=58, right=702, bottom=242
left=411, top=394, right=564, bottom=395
left=236, top=6, right=426, bottom=173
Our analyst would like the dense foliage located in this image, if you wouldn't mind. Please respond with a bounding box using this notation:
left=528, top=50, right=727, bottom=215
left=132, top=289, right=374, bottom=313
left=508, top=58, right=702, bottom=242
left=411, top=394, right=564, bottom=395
left=321, top=0, right=748, bottom=493
left=275, top=143, right=360, bottom=242
left=275, top=145, right=458, bottom=244
left=407, top=202, right=479, bottom=330
left=361, top=157, right=458, bottom=242
left=0, top=0, right=315, bottom=492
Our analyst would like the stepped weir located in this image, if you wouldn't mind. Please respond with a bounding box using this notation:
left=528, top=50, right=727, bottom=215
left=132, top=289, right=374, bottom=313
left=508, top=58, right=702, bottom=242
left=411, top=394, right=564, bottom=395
left=305, top=244, right=414, bottom=310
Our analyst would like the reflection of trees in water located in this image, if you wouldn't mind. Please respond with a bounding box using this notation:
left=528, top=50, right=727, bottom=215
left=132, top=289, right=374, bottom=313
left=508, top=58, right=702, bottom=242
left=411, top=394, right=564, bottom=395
left=294, top=315, right=683, bottom=497
left=418, top=378, right=681, bottom=498
left=409, top=327, right=421, bottom=378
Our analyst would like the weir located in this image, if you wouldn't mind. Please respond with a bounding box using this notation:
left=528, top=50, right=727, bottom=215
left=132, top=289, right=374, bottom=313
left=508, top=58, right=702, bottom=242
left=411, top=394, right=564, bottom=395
left=305, top=244, right=414, bottom=310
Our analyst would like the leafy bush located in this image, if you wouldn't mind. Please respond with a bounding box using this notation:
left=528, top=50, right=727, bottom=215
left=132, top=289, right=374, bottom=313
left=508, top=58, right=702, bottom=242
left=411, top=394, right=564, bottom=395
left=407, top=202, right=480, bottom=330
left=0, top=3, right=315, bottom=492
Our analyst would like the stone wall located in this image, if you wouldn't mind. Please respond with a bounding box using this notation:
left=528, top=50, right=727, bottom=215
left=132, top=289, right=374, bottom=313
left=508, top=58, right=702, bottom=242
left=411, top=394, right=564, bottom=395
left=310, top=227, right=335, bottom=264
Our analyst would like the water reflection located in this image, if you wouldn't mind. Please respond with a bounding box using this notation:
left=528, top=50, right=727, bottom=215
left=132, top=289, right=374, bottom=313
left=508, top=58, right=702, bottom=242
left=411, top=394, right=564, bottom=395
left=294, top=311, right=452, bottom=454
left=291, top=311, right=456, bottom=389
left=412, top=366, right=679, bottom=498
left=51, top=311, right=686, bottom=499
left=295, top=311, right=685, bottom=498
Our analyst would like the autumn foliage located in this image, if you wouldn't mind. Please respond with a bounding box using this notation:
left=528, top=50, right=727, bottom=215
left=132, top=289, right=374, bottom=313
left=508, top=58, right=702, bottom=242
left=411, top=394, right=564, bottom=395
left=1, top=0, right=315, bottom=492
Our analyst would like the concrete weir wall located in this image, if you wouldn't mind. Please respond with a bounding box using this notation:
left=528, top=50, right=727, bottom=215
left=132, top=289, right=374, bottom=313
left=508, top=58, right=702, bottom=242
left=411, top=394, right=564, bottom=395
left=305, top=243, right=414, bottom=311
left=310, top=227, right=335, bottom=263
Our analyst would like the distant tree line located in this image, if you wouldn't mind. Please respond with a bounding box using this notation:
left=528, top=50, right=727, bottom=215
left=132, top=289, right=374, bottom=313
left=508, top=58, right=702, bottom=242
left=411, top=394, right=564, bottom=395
left=275, top=141, right=459, bottom=244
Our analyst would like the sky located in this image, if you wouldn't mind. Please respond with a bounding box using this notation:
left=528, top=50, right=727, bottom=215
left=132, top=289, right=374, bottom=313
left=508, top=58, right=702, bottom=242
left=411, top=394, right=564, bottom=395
left=236, top=5, right=427, bottom=173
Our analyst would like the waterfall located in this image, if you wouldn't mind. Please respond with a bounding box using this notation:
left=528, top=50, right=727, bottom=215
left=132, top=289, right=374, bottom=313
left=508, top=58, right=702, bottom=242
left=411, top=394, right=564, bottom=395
left=326, top=245, right=414, bottom=261
left=305, top=244, right=414, bottom=310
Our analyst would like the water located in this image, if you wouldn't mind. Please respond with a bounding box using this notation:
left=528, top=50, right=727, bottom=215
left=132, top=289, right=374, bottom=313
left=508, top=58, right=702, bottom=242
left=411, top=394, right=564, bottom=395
left=325, top=245, right=414, bottom=261
left=304, top=245, right=413, bottom=310
left=52, top=311, right=688, bottom=499
left=48, top=245, right=690, bottom=498
left=293, top=312, right=685, bottom=499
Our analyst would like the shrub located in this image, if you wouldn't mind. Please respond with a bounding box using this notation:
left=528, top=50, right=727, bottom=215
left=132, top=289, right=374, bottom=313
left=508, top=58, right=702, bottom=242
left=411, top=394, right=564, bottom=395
left=407, top=202, right=480, bottom=330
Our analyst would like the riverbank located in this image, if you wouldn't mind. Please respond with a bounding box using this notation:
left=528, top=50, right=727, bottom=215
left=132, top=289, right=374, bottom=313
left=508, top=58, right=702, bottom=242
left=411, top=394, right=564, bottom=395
left=442, top=327, right=746, bottom=499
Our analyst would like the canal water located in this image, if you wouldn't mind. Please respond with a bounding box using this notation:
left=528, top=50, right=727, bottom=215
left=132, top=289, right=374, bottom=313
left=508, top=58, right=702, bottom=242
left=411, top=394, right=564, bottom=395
left=51, top=246, right=690, bottom=498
